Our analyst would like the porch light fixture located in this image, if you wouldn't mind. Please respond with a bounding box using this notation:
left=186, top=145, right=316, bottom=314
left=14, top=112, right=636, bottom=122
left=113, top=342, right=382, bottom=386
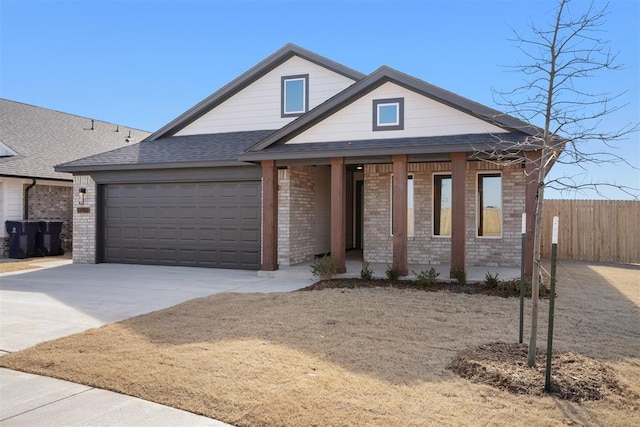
left=79, top=187, right=87, bottom=205
left=356, top=165, right=363, bottom=170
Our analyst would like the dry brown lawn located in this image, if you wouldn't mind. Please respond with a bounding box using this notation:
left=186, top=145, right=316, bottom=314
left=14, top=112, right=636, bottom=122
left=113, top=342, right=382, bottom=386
left=0, top=254, right=71, bottom=273
left=1, top=261, right=638, bottom=426
left=0, top=259, right=41, bottom=273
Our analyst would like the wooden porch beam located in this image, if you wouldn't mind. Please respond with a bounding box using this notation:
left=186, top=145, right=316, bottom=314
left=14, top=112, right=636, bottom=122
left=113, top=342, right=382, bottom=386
left=450, top=152, right=467, bottom=275
left=392, top=154, right=408, bottom=276
left=331, top=157, right=346, bottom=273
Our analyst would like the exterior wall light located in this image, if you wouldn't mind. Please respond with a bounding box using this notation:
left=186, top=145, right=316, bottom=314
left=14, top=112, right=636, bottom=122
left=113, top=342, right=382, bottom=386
left=79, top=187, right=87, bottom=205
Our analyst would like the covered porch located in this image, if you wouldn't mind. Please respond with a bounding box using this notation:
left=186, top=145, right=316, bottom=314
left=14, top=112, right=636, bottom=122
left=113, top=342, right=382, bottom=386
left=260, top=154, right=538, bottom=279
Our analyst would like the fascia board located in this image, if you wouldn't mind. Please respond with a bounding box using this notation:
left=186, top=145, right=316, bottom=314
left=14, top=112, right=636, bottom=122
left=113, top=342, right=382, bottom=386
left=55, top=159, right=254, bottom=174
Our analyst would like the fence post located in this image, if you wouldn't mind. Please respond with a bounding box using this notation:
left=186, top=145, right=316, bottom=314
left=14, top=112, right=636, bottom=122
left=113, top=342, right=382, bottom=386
left=519, top=213, right=526, bottom=344
left=545, top=216, right=559, bottom=393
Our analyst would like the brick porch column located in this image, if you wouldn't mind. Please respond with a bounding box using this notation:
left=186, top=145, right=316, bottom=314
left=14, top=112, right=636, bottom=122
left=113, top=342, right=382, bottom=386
left=261, top=160, right=278, bottom=271
left=392, top=154, right=408, bottom=276
left=450, top=152, right=467, bottom=275
left=524, top=150, right=541, bottom=279
left=331, top=157, right=346, bottom=273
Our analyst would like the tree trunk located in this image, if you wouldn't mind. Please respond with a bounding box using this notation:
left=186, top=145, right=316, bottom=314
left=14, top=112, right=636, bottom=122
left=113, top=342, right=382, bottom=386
left=527, top=171, right=546, bottom=366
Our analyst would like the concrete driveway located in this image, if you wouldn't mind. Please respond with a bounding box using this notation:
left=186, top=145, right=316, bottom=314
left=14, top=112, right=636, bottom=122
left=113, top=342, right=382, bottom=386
left=0, top=262, right=310, bottom=426
left=0, top=262, right=309, bottom=353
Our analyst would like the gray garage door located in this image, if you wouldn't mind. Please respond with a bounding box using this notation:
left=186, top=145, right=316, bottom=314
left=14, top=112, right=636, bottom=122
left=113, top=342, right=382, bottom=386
left=102, top=181, right=261, bottom=269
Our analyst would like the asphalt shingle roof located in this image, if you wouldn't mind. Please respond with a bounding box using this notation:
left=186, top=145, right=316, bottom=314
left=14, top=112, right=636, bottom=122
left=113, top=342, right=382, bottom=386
left=56, top=130, right=276, bottom=172
left=0, top=99, right=150, bottom=180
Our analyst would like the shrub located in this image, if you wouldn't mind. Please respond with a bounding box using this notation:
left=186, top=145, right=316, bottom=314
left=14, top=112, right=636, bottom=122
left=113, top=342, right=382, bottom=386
left=413, top=267, right=440, bottom=288
left=385, top=265, right=400, bottom=281
left=360, top=260, right=373, bottom=280
left=450, top=265, right=467, bottom=286
left=498, top=278, right=533, bottom=297
left=311, top=254, right=337, bottom=280
left=484, top=272, right=500, bottom=287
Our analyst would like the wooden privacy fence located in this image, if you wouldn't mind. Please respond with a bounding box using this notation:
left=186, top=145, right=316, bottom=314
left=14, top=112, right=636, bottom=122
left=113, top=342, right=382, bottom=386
left=541, top=199, right=640, bottom=264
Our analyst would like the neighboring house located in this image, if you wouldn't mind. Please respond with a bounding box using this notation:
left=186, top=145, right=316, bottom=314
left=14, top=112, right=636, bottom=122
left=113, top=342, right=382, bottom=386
left=56, top=44, right=544, bottom=276
left=0, top=99, right=150, bottom=255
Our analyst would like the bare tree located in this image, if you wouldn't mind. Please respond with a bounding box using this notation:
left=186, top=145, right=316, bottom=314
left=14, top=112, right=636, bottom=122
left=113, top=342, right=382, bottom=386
left=489, top=0, right=638, bottom=367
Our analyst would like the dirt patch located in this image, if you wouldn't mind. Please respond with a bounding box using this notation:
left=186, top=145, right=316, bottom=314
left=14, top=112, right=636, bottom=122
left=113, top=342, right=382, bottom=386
left=301, top=277, right=548, bottom=298
left=449, top=342, right=628, bottom=402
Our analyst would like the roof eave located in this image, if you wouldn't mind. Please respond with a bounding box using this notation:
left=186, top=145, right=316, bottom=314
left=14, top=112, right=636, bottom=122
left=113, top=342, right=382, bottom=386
left=55, top=159, right=255, bottom=174
left=0, top=173, right=72, bottom=182
left=239, top=142, right=540, bottom=162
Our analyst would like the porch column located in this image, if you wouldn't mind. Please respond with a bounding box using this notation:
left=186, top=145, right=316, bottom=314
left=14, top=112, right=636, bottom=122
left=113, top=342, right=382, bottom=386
left=524, top=150, right=541, bottom=279
left=450, top=152, right=467, bottom=274
left=261, top=160, right=278, bottom=271
left=331, top=157, right=346, bottom=273
left=392, top=154, right=408, bottom=276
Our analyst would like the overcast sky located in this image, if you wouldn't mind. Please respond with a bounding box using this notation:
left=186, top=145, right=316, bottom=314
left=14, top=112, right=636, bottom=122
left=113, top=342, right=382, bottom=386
left=1, top=0, right=638, bottom=199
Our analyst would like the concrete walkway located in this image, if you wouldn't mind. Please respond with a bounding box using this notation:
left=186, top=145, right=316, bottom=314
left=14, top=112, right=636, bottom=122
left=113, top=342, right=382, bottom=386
left=0, top=261, right=311, bottom=426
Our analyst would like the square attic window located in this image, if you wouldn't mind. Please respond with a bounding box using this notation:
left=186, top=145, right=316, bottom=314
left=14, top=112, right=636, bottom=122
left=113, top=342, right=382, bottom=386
left=281, top=74, right=309, bottom=117
left=373, top=98, right=404, bottom=131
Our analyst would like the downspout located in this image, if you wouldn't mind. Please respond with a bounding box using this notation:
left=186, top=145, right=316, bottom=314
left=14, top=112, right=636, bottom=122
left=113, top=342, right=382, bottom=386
left=24, top=178, right=36, bottom=220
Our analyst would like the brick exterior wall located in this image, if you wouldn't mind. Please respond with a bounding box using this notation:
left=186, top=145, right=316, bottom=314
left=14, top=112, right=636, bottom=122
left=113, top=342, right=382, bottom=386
left=466, top=162, right=525, bottom=266
left=72, top=175, right=97, bottom=263
left=363, top=164, right=393, bottom=263
left=363, top=161, right=525, bottom=267
left=278, top=166, right=316, bottom=266
left=26, top=184, right=73, bottom=252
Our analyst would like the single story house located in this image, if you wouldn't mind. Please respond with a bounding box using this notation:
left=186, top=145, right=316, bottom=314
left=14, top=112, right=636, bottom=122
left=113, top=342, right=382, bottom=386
left=56, top=44, right=543, bottom=276
left=0, top=99, right=149, bottom=255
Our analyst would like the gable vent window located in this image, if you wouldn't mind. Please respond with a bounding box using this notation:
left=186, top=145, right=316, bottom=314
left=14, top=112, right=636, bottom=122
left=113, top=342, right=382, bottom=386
left=373, top=98, right=404, bottom=131
left=281, top=74, right=309, bottom=117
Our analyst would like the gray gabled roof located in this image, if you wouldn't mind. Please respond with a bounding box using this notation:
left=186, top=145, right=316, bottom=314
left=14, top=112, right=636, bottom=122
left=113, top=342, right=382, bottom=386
left=145, top=43, right=366, bottom=141
left=56, top=130, right=274, bottom=173
left=241, top=65, right=541, bottom=157
left=0, top=99, right=150, bottom=180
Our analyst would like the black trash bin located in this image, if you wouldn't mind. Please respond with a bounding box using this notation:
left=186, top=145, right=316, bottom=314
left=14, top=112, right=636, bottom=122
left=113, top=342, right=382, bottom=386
left=37, top=220, right=64, bottom=256
left=5, top=220, right=40, bottom=259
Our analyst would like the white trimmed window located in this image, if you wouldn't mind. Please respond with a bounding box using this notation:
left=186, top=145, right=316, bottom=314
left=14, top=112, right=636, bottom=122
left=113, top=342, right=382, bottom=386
left=433, top=174, right=452, bottom=236
left=373, top=98, right=404, bottom=131
left=281, top=74, right=309, bottom=117
left=477, top=173, right=502, bottom=237
left=390, top=174, right=414, bottom=236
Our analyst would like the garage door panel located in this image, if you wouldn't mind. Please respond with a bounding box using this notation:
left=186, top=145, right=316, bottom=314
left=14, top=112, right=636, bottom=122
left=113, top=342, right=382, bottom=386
left=103, top=181, right=261, bottom=269
left=240, top=206, right=260, bottom=220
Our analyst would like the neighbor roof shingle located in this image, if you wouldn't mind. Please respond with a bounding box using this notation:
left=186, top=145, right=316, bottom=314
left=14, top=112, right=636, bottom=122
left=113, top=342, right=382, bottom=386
left=0, top=99, right=150, bottom=180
